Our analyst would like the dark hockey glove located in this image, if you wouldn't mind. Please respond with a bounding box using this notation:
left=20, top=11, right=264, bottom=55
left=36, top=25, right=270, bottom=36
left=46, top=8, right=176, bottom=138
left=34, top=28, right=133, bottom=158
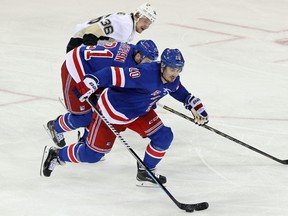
left=83, top=34, right=99, bottom=45
left=184, top=94, right=209, bottom=126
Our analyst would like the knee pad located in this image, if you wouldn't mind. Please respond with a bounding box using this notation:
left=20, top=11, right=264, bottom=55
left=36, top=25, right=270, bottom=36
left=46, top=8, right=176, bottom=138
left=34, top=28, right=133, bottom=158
left=148, top=126, right=173, bottom=151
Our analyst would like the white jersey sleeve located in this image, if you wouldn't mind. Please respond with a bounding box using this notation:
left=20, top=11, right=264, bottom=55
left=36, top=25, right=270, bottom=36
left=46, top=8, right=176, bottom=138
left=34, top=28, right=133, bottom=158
left=72, top=12, right=136, bottom=43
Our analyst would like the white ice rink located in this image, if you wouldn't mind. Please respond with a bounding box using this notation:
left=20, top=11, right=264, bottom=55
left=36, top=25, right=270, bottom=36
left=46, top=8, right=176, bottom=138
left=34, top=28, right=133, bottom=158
left=1, top=0, right=288, bottom=215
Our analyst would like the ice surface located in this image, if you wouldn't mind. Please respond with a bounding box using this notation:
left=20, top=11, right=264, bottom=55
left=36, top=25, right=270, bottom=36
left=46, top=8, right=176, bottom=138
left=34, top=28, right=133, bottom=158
left=1, top=0, right=288, bottom=215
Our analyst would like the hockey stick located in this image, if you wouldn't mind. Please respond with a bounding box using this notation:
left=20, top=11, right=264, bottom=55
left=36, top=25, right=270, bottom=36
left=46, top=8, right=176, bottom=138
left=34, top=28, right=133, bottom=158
left=86, top=97, right=208, bottom=212
left=158, top=103, right=288, bottom=165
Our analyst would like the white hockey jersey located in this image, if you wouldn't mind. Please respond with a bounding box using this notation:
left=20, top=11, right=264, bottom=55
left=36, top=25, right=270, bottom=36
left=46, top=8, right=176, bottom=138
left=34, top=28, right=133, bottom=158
left=72, top=12, right=136, bottom=44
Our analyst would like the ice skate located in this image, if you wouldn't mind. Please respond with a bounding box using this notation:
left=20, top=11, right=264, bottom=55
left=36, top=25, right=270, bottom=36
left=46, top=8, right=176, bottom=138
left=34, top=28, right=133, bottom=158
left=46, top=120, right=66, bottom=147
left=40, top=146, right=65, bottom=177
left=136, top=162, right=167, bottom=187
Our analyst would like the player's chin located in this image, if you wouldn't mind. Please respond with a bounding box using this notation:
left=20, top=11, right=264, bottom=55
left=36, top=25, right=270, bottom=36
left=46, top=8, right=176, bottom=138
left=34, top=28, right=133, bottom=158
left=136, top=27, right=145, bottom=33
left=168, top=77, right=176, bottom=82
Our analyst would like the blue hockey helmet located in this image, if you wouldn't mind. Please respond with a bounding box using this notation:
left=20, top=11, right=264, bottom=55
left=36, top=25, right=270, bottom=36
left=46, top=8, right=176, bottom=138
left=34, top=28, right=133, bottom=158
left=134, top=39, right=159, bottom=61
left=161, top=48, right=185, bottom=71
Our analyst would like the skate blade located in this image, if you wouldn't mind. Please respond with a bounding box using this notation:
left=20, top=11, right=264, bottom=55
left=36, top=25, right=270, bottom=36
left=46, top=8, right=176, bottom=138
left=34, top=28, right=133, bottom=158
left=43, top=124, right=53, bottom=140
left=136, top=180, right=167, bottom=188
left=40, top=145, right=49, bottom=177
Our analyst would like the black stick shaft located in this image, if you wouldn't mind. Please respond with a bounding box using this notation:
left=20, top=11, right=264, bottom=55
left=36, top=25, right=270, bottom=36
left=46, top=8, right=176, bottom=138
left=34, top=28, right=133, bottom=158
left=159, top=104, right=288, bottom=165
left=87, top=98, right=195, bottom=210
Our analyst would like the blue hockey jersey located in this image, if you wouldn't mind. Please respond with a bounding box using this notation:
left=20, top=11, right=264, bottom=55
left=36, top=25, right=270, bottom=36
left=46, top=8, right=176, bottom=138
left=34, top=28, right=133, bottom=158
left=93, top=62, right=191, bottom=124
left=65, top=42, right=138, bottom=83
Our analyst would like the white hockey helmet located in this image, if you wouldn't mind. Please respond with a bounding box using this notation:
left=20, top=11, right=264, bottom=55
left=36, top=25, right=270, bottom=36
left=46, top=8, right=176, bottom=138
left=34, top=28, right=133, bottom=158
left=136, top=3, right=157, bottom=23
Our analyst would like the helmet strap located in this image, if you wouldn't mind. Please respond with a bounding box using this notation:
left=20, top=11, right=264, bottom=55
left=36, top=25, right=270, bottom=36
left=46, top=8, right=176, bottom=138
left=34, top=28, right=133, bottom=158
left=160, top=63, right=169, bottom=83
left=134, top=12, right=141, bottom=24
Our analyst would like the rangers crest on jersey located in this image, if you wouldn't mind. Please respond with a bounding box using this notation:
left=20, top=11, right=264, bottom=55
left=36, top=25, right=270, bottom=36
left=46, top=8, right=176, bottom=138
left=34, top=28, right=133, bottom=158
left=151, top=90, right=161, bottom=96
left=163, top=88, right=171, bottom=95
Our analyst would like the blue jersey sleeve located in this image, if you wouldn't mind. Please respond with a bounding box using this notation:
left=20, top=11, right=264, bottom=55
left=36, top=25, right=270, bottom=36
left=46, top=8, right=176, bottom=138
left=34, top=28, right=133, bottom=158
left=169, top=82, right=190, bottom=103
left=94, top=63, right=158, bottom=90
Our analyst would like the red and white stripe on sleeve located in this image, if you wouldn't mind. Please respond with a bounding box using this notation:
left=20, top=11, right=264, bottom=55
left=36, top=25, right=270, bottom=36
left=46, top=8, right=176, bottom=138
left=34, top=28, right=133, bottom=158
left=98, top=89, right=137, bottom=125
left=65, top=47, right=86, bottom=83
left=111, top=67, right=125, bottom=87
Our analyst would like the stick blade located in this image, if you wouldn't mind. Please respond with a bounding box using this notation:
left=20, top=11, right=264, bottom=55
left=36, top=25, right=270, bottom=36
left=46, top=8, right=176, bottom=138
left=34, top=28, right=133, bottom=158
left=179, top=202, right=209, bottom=212
left=280, top=159, right=288, bottom=165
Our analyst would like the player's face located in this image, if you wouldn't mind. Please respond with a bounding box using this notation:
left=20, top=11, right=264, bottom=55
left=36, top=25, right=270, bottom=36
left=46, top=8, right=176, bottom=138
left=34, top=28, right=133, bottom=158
left=136, top=17, right=152, bottom=33
left=161, top=66, right=181, bottom=83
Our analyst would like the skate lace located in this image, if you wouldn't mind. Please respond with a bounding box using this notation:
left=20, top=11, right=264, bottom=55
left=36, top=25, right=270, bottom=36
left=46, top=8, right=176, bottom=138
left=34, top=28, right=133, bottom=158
left=55, top=132, right=64, bottom=142
left=48, top=158, right=60, bottom=171
left=139, top=168, right=160, bottom=179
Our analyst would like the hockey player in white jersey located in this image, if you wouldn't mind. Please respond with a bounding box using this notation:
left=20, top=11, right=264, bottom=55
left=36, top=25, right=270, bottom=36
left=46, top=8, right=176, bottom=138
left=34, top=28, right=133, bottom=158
left=66, top=3, right=157, bottom=53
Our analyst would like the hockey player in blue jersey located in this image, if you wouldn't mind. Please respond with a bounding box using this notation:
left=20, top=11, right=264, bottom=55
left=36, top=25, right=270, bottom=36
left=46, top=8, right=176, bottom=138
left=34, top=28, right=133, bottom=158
left=41, top=48, right=209, bottom=186
left=46, top=39, right=159, bottom=148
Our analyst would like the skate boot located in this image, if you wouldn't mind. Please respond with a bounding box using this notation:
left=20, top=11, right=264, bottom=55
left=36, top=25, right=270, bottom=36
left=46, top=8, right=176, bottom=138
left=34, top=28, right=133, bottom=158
left=40, top=146, right=65, bottom=177
left=47, top=120, right=66, bottom=147
left=136, top=162, right=167, bottom=187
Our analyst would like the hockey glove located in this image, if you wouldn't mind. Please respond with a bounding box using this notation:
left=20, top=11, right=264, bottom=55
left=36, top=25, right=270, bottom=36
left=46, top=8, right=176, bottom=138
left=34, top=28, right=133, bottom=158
left=184, top=94, right=209, bottom=126
left=75, top=74, right=99, bottom=102
left=83, top=34, right=99, bottom=45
